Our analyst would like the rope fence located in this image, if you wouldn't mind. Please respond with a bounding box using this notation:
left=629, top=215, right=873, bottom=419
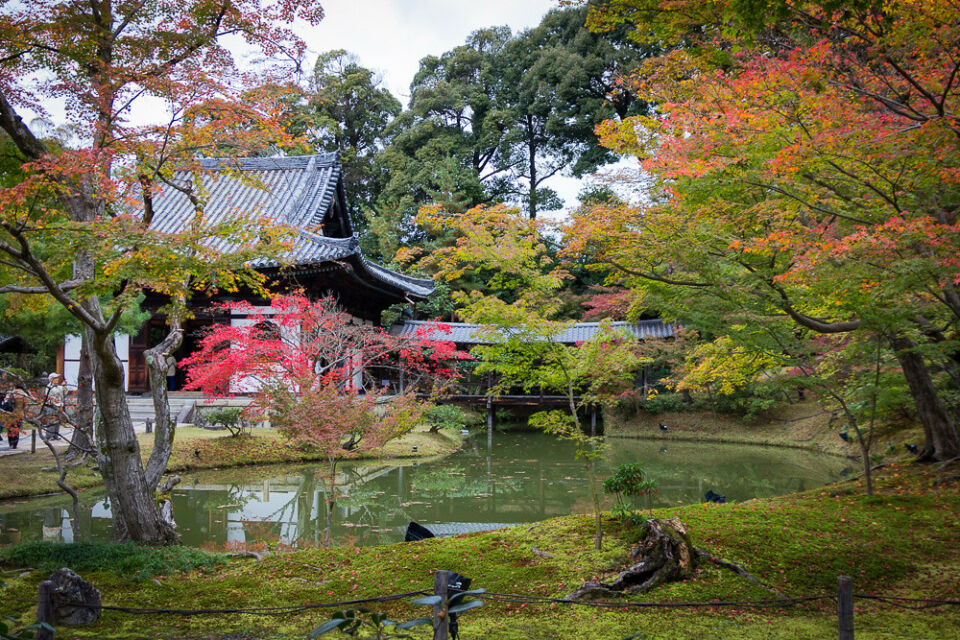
left=23, top=572, right=960, bottom=640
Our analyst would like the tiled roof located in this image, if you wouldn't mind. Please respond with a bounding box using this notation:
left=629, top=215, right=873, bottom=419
left=358, top=258, right=434, bottom=298
left=142, top=154, right=432, bottom=298
left=247, top=231, right=357, bottom=268
left=392, top=320, right=676, bottom=344
left=0, top=334, right=30, bottom=353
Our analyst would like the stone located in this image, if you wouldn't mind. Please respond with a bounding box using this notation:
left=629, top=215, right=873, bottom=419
left=48, top=568, right=101, bottom=625
left=176, top=400, right=196, bottom=425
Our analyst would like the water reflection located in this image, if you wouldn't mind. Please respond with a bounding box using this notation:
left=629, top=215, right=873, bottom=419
left=0, top=433, right=849, bottom=549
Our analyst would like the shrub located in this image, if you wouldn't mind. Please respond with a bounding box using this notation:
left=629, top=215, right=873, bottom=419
left=0, top=542, right=226, bottom=580
left=603, top=462, right=658, bottom=523
left=198, top=406, right=250, bottom=437
left=625, top=391, right=692, bottom=415
left=424, top=404, right=468, bottom=433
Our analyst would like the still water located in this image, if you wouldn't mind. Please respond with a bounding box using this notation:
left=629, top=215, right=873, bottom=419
left=0, top=433, right=849, bottom=549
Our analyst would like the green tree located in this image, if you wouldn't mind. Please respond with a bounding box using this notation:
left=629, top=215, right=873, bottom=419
left=294, top=50, right=401, bottom=232
left=569, top=0, right=960, bottom=461
left=369, top=5, right=656, bottom=261
left=421, top=204, right=650, bottom=548
left=495, top=6, right=654, bottom=219
left=368, top=28, right=510, bottom=260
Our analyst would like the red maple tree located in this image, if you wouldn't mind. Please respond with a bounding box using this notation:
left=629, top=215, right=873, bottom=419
left=180, top=294, right=468, bottom=545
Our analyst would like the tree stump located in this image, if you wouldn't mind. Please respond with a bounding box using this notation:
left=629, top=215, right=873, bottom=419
left=568, top=517, right=696, bottom=600
left=48, top=568, right=102, bottom=625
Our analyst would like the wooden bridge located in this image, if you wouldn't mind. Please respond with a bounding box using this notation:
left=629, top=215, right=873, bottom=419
left=424, top=394, right=580, bottom=407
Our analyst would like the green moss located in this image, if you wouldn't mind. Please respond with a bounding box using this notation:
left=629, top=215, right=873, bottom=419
left=0, top=459, right=956, bottom=639
left=1, top=542, right=226, bottom=581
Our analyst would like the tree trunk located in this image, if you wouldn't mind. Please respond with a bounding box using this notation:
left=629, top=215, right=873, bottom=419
left=64, top=335, right=94, bottom=463
left=527, top=118, right=537, bottom=220
left=323, top=456, right=337, bottom=548
left=889, top=335, right=960, bottom=461
left=566, top=375, right=602, bottom=550
left=143, top=320, right=184, bottom=492
left=568, top=517, right=696, bottom=600
left=85, top=320, right=178, bottom=544
left=844, top=412, right=873, bottom=496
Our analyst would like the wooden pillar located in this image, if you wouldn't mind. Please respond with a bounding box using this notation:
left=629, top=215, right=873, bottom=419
left=838, top=575, right=854, bottom=640
left=55, top=343, right=65, bottom=380
left=486, top=396, right=493, bottom=450
left=433, top=570, right=451, bottom=640
left=590, top=406, right=597, bottom=437
left=35, top=580, right=55, bottom=640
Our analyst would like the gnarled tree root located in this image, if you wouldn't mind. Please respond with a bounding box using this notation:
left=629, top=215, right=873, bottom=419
left=567, top=518, right=785, bottom=601
left=567, top=517, right=696, bottom=600
left=693, top=546, right=787, bottom=597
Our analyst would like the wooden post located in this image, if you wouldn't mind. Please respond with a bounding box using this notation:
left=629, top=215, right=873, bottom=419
left=31, top=429, right=36, bottom=453
left=36, top=579, right=55, bottom=640
left=590, top=406, right=597, bottom=437
left=838, top=575, right=854, bottom=640
left=486, top=396, right=493, bottom=450
left=145, top=418, right=153, bottom=434
left=433, top=570, right=450, bottom=640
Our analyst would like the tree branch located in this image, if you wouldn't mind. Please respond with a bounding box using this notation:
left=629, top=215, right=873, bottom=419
left=0, top=280, right=82, bottom=295
left=0, top=89, right=48, bottom=160
left=606, top=258, right=712, bottom=288
left=768, top=280, right=861, bottom=334
left=0, top=225, right=101, bottom=328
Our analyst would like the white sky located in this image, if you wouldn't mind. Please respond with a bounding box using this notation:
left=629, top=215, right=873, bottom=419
left=300, top=0, right=558, bottom=108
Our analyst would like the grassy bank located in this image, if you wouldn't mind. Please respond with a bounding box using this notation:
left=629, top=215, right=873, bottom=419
left=0, top=460, right=957, bottom=639
left=604, top=399, right=925, bottom=459
left=0, top=425, right=463, bottom=501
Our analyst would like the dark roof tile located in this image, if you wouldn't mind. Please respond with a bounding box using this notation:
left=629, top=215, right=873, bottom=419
left=392, top=320, right=676, bottom=344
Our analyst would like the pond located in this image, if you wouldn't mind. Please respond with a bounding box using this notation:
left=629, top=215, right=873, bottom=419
left=0, top=432, right=851, bottom=549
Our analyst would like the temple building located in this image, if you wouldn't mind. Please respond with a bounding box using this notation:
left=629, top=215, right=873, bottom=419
left=61, top=154, right=433, bottom=393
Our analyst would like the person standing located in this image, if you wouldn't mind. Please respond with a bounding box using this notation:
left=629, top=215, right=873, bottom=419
left=44, top=373, right=66, bottom=437
left=2, top=383, right=29, bottom=449
left=165, top=355, right=177, bottom=391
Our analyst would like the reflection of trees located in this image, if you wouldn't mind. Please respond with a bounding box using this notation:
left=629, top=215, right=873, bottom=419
left=601, top=440, right=847, bottom=504
left=409, top=464, right=467, bottom=496
left=0, top=435, right=848, bottom=547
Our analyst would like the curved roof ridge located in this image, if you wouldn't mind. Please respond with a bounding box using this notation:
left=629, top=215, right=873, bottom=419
left=196, top=153, right=338, bottom=171
left=357, top=257, right=434, bottom=298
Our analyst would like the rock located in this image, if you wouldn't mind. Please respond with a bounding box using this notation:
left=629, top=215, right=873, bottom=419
left=176, top=401, right=196, bottom=425
left=48, top=568, right=101, bottom=625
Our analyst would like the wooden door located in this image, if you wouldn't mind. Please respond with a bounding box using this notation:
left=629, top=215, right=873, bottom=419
left=128, top=325, right=150, bottom=393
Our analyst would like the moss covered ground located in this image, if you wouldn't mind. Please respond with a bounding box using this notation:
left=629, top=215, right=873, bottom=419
left=605, top=399, right=926, bottom=459
left=0, top=426, right=462, bottom=500
left=0, top=459, right=957, bottom=639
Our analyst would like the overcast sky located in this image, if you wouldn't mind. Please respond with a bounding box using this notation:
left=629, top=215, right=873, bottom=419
left=299, top=0, right=559, bottom=107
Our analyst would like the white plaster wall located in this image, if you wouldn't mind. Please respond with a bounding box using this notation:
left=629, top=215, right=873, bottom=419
left=63, top=333, right=131, bottom=391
